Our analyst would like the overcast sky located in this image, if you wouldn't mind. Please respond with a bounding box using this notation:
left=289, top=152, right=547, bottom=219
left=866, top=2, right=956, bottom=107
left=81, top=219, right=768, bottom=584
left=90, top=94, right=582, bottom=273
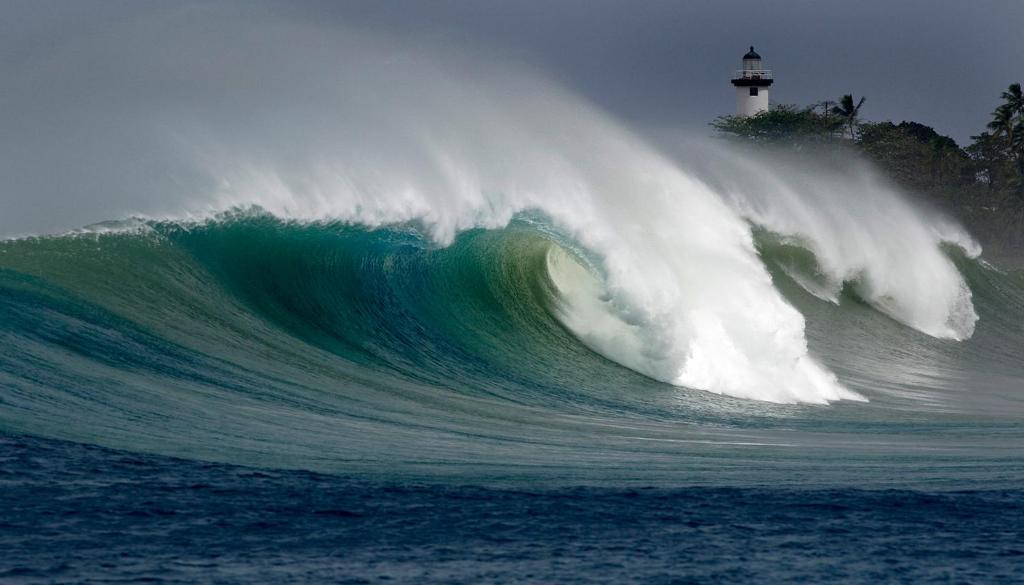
left=8, top=1, right=1023, bottom=139
left=1, top=1, right=1022, bottom=235
left=294, top=0, right=1024, bottom=143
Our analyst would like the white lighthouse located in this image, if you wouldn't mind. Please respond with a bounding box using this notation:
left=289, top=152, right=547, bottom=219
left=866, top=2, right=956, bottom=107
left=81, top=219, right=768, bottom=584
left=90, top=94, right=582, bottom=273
left=730, top=46, right=772, bottom=116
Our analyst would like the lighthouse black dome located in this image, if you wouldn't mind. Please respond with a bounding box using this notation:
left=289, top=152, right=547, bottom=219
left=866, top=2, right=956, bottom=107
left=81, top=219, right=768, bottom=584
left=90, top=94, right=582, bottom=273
left=743, top=46, right=761, bottom=60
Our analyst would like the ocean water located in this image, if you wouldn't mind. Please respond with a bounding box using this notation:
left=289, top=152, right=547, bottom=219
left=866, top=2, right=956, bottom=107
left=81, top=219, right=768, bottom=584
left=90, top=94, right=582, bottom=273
left=1, top=211, right=1023, bottom=583
left=2, top=22, right=1024, bottom=580
left=4, top=433, right=1023, bottom=584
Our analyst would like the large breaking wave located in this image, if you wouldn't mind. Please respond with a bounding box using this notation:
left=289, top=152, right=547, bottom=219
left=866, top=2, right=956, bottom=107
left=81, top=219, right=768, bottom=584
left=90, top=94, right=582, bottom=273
left=3, top=15, right=1021, bottom=487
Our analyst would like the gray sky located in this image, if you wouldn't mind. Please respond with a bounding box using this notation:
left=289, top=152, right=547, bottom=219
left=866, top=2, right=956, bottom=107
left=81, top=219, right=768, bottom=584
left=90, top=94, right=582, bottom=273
left=1, top=1, right=1022, bottom=235
left=291, top=0, right=1024, bottom=143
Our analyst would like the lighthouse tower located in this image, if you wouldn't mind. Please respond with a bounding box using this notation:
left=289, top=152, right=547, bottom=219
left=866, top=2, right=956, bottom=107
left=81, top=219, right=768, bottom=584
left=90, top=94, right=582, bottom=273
left=730, top=46, right=772, bottom=116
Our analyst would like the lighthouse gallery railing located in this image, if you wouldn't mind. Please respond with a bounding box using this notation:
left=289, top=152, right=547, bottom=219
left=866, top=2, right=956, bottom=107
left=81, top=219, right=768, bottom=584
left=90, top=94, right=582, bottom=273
left=732, top=70, right=773, bottom=80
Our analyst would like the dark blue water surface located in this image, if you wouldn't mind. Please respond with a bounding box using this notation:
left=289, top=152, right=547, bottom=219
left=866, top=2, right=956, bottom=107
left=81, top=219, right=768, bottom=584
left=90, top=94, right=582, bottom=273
left=3, top=433, right=1022, bottom=584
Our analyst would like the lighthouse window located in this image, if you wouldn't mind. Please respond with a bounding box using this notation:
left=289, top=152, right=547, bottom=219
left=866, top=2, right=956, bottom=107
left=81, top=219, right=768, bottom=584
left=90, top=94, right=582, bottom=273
left=749, top=87, right=759, bottom=96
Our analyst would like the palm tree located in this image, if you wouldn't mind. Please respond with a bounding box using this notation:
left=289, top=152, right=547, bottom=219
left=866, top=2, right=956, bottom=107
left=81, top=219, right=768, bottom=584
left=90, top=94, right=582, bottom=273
left=990, top=84, right=1024, bottom=187
left=1000, top=83, right=1023, bottom=115
left=987, top=103, right=1016, bottom=143
left=830, top=94, right=866, bottom=140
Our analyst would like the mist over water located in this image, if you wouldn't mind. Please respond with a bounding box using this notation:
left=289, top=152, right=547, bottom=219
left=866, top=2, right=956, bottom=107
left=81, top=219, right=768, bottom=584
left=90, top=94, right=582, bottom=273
left=1, top=6, right=1023, bottom=490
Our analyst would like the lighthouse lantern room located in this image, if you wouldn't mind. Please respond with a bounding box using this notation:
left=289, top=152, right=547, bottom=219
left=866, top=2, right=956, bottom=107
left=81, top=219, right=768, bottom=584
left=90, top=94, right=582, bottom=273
left=731, top=46, right=773, bottom=117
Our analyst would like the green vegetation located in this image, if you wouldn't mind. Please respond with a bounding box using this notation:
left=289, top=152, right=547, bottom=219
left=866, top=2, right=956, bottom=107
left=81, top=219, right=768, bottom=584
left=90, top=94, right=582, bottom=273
left=711, top=84, right=1024, bottom=262
left=710, top=104, right=843, bottom=145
